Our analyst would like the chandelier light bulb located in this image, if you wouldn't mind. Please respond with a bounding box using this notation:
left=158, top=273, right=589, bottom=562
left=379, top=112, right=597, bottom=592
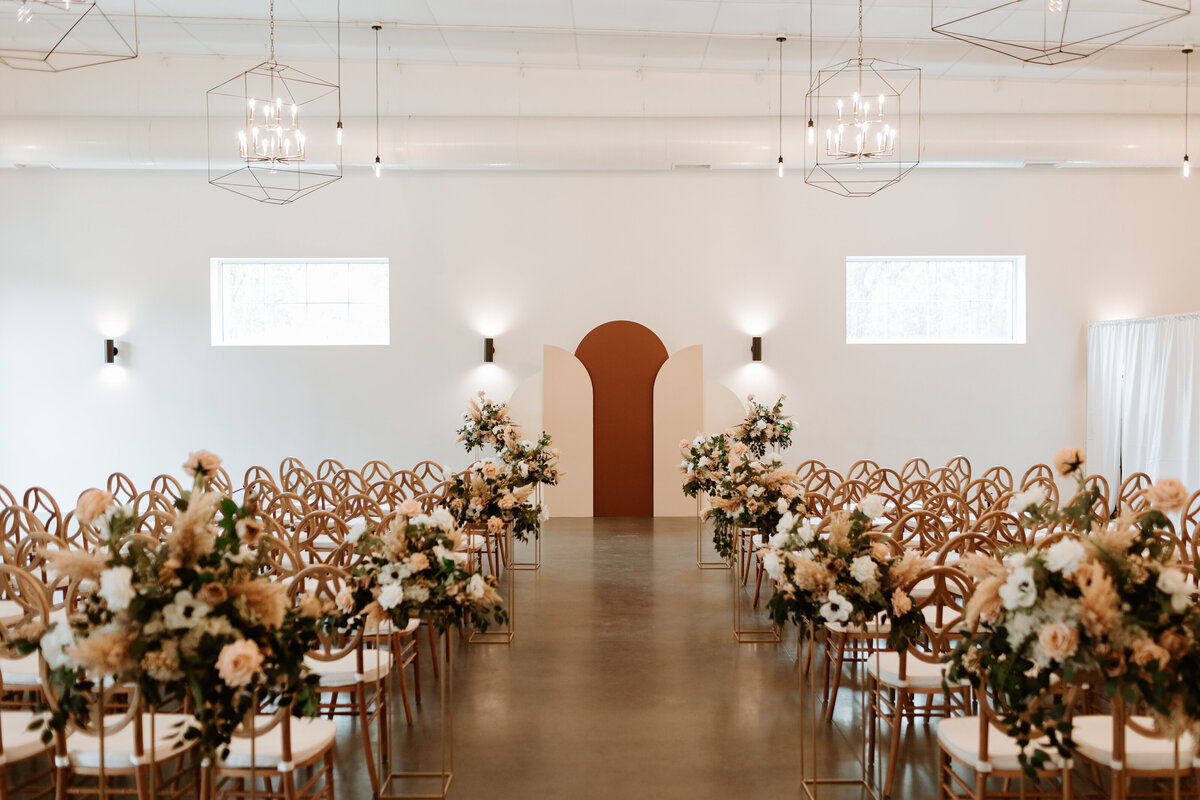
left=807, top=120, right=814, bottom=144
left=336, top=121, right=343, bottom=146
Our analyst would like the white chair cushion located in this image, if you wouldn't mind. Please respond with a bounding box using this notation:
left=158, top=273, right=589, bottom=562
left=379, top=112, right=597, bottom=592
left=1, top=710, right=53, bottom=764
left=1, top=652, right=42, bottom=687
left=1072, top=714, right=1196, bottom=772
left=64, top=713, right=197, bottom=770
left=937, top=716, right=1064, bottom=773
left=373, top=617, right=421, bottom=637
left=866, top=650, right=965, bottom=691
left=303, top=650, right=392, bottom=686
left=218, top=716, right=337, bottom=770
left=456, top=534, right=486, bottom=553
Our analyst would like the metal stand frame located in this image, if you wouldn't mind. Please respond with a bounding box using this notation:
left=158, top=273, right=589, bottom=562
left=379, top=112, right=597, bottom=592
left=732, top=529, right=780, bottom=643
left=509, top=485, right=542, bottom=571
left=798, top=624, right=880, bottom=800
left=377, top=630, right=454, bottom=800
left=697, top=493, right=728, bottom=570
left=469, top=522, right=515, bottom=644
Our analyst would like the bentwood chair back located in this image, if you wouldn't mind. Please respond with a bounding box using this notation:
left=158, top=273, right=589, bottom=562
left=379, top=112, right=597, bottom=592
left=864, top=467, right=903, bottom=496
left=243, top=478, right=279, bottom=506
left=263, top=492, right=311, bottom=535
left=979, top=464, right=1014, bottom=492
left=926, top=466, right=962, bottom=495
left=1182, top=490, right=1200, bottom=564
left=21, top=487, right=61, bottom=538
left=1113, top=471, right=1153, bottom=516
left=944, top=455, right=972, bottom=486
left=1020, top=463, right=1055, bottom=489
left=895, top=479, right=938, bottom=513
left=967, top=510, right=1026, bottom=547
left=280, top=466, right=315, bottom=495
left=149, top=473, right=184, bottom=503
left=302, top=480, right=342, bottom=512
left=0, top=507, right=47, bottom=564
left=316, top=458, right=345, bottom=482
left=845, top=459, right=879, bottom=482
left=331, top=468, right=368, bottom=498
left=793, top=459, right=826, bottom=484
left=410, top=460, right=445, bottom=484
left=890, top=509, right=951, bottom=553
left=105, top=472, right=138, bottom=505
left=279, top=456, right=306, bottom=477
left=242, top=465, right=277, bottom=490
left=804, top=468, right=842, bottom=496
left=830, top=479, right=869, bottom=510
left=899, top=457, right=930, bottom=482
left=0, top=484, right=15, bottom=512
left=132, top=490, right=175, bottom=519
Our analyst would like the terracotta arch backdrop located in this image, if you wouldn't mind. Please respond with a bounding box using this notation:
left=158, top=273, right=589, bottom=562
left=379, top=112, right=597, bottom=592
left=576, top=321, right=669, bottom=517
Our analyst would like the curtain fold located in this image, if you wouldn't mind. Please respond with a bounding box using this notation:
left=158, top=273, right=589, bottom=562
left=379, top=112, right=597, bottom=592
left=1086, top=312, right=1200, bottom=499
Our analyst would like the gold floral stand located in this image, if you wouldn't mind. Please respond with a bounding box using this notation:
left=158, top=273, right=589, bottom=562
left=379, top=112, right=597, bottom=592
left=697, top=493, right=728, bottom=570
left=732, top=527, right=780, bottom=643
left=468, top=522, right=515, bottom=645
left=509, top=485, right=542, bottom=571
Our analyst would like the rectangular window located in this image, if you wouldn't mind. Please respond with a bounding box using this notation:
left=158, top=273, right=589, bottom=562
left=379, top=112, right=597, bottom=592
left=846, top=256, right=1026, bottom=344
left=210, top=258, right=389, bottom=346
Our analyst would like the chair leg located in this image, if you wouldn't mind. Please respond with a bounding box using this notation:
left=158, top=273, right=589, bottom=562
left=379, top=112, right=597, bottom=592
left=427, top=622, right=440, bottom=680
left=884, top=688, right=908, bottom=797
left=752, top=560, right=765, bottom=607
left=825, top=633, right=848, bottom=721
left=396, top=651, right=414, bottom=725
left=357, top=682, right=381, bottom=793
left=412, top=633, right=422, bottom=700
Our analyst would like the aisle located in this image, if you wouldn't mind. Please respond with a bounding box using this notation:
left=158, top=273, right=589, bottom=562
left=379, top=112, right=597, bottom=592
left=334, top=517, right=939, bottom=798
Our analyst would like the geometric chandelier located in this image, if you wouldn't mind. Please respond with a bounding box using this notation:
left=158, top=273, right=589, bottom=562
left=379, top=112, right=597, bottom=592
left=932, top=0, right=1190, bottom=66
left=206, top=0, right=341, bottom=205
left=804, top=0, right=921, bottom=197
left=0, top=0, right=138, bottom=72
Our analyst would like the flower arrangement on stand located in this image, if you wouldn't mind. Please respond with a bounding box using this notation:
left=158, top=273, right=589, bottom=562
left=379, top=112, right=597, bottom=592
left=731, top=394, right=794, bottom=459
left=498, top=429, right=561, bottom=489
left=759, top=495, right=927, bottom=650
left=336, top=506, right=507, bottom=633
left=946, top=446, right=1199, bottom=775
left=679, top=434, right=729, bottom=499
left=704, top=448, right=807, bottom=560
left=456, top=391, right=514, bottom=452
left=445, top=459, right=543, bottom=544
left=11, top=452, right=323, bottom=764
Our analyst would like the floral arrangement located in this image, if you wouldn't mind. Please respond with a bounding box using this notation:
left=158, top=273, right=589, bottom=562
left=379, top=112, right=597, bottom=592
left=498, top=429, right=561, bottom=489
left=946, top=447, right=1198, bottom=775
left=456, top=391, right=515, bottom=452
left=445, top=458, right=544, bottom=543
left=760, top=494, right=927, bottom=650
left=704, top=448, right=807, bottom=559
left=679, top=434, right=728, bottom=498
left=731, top=394, right=794, bottom=459
left=339, top=503, right=507, bottom=633
left=11, top=452, right=322, bottom=760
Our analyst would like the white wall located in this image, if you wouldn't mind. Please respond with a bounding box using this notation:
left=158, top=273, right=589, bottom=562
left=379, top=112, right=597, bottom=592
left=1, top=166, right=1197, bottom=505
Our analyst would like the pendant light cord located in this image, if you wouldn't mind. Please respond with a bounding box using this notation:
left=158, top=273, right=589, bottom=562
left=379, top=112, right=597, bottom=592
left=778, top=37, right=784, bottom=164
left=374, top=25, right=381, bottom=159
left=1187, top=48, right=1192, bottom=161
left=336, top=0, right=341, bottom=125
left=268, top=0, right=275, bottom=63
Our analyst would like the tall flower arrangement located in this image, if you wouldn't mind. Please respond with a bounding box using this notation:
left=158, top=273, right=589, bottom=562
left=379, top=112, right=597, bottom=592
left=498, top=429, right=561, bottom=489
left=12, top=452, right=322, bottom=760
left=946, top=447, right=1198, bottom=775
left=338, top=505, right=507, bottom=633
left=445, top=459, right=543, bottom=543
left=679, top=434, right=729, bottom=498
left=760, top=494, right=927, bottom=650
left=704, top=449, right=807, bottom=559
left=456, top=391, right=514, bottom=452
left=731, top=394, right=794, bottom=458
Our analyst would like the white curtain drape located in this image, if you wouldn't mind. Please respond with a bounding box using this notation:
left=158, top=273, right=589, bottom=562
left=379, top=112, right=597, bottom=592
left=1086, top=312, right=1200, bottom=497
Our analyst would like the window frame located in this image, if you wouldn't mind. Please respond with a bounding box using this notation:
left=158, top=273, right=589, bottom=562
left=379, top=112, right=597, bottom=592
left=209, top=257, right=391, bottom=347
left=845, top=255, right=1027, bottom=345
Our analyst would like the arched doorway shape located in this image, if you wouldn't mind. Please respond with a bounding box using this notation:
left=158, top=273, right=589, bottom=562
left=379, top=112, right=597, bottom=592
left=576, top=321, right=669, bottom=516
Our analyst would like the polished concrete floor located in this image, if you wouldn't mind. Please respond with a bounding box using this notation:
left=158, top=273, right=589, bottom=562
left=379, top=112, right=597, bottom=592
left=331, top=517, right=940, bottom=799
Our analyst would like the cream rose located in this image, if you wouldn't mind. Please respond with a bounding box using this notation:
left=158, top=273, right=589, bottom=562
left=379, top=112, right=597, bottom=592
left=891, top=590, right=912, bottom=617
left=399, top=499, right=422, bottom=517
left=1051, top=446, right=1086, bottom=476
left=216, top=639, right=263, bottom=688
left=1146, top=478, right=1188, bottom=513
left=1037, top=622, right=1078, bottom=662
left=408, top=552, right=430, bottom=572
left=183, top=450, right=222, bottom=477
left=76, top=489, right=114, bottom=525
left=335, top=587, right=355, bottom=615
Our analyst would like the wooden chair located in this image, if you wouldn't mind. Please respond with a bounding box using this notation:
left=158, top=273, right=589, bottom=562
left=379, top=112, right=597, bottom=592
left=241, top=465, right=277, bottom=489
left=801, top=492, right=831, bottom=522
left=0, top=564, right=55, bottom=793
left=967, top=510, right=1026, bottom=547
left=131, top=490, right=175, bottom=519
left=366, top=480, right=403, bottom=511
left=315, top=458, right=345, bottom=482
left=1113, top=472, right=1153, bottom=516
left=895, top=479, right=938, bottom=514
left=944, top=455, right=973, bottom=486
left=361, top=459, right=393, bottom=486
left=205, top=466, right=234, bottom=496
left=979, top=464, right=1014, bottom=492
left=962, top=478, right=1002, bottom=522
left=301, top=480, right=342, bottom=512
left=214, top=701, right=336, bottom=800
left=927, top=466, right=963, bottom=495
left=333, top=494, right=385, bottom=525
left=804, top=468, right=842, bottom=496
left=106, top=472, right=138, bottom=505
left=1182, top=489, right=1200, bottom=564
left=263, top=493, right=311, bottom=538
left=867, top=565, right=973, bottom=797
left=923, top=491, right=970, bottom=531
left=900, top=457, right=931, bottom=482
left=278, top=456, right=306, bottom=477
left=1018, top=473, right=1060, bottom=508
left=292, top=511, right=350, bottom=564
left=389, top=470, right=427, bottom=499
left=830, top=479, right=870, bottom=510
left=331, top=468, right=368, bottom=498
left=285, top=565, right=388, bottom=793
left=243, top=478, right=279, bottom=505
left=845, top=459, right=879, bottom=482
left=794, top=459, right=826, bottom=484
left=149, top=474, right=183, bottom=503
left=20, top=487, right=61, bottom=538
left=0, top=507, right=46, bottom=564
left=1020, top=463, right=1055, bottom=489
left=0, top=484, right=15, bottom=511
left=865, top=467, right=904, bottom=496
left=410, top=460, right=444, bottom=485
left=280, top=466, right=315, bottom=495
left=1073, top=474, right=1111, bottom=524
left=890, top=509, right=951, bottom=553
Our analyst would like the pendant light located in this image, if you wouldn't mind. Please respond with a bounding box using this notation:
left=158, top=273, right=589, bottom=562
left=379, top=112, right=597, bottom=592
left=206, top=0, right=341, bottom=204
left=777, top=36, right=786, bottom=178
left=806, top=0, right=814, bottom=145
left=373, top=23, right=382, bottom=178
left=1185, top=47, right=1192, bottom=178
left=932, top=0, right=1189, bottom=66
left=804, top=0, right=920, bottom=197
left=336, top=0, right=343, bottom=147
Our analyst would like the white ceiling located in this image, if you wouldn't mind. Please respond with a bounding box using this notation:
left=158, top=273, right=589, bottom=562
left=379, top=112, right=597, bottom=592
left=53, top=0, right=1200, bottom=82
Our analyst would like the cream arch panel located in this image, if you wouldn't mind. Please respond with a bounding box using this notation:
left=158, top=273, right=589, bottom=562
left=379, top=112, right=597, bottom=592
left=542, top=345, right=593, bottom=517
left=509, top=371, right=544, bottom=433
left=653, top=345, right=704, bottom=517
left=705, top=381, right=747, bottom=438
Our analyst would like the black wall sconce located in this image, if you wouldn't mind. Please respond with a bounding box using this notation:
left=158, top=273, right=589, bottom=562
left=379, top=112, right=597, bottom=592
left=751, top=336, right=763, bottom=362
left=104, top=339, right=120, bottom=364
left=484, top=337, right=496, bottom=363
